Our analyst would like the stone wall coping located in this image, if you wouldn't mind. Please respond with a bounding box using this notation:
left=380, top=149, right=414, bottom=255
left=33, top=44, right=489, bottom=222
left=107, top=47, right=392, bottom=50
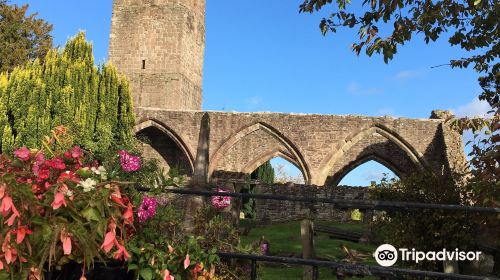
left=135, top=107, right=446, bottom=122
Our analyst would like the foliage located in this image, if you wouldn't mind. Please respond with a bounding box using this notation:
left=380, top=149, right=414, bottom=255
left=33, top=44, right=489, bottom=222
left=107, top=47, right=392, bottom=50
left=0, top=1, right=53, bottom=73
left=0, top=127, right=133, bottom=279
left=253, top=161, right=274, bottom=184
left=0, top=32, right=135, bottom=157
left=274, top=163, right=305, bottom=184
left=370, top=172, right=476, bottom=271
left=299, top=0, right=499, bottom=109
left=0, top=128, right=233, bottom=279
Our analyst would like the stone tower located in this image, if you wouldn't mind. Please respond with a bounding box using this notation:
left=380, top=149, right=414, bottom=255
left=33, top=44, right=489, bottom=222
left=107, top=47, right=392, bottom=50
left=108, top=0, right=205, bottom=110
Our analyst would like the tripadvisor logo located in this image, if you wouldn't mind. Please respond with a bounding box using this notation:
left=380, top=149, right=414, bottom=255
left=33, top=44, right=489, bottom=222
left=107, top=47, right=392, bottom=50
left=373, top=244, right=482, bottom=267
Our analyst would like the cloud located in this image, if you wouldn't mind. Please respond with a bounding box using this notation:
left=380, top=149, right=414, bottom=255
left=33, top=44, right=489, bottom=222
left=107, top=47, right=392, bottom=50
left=393, top=70, right=421, bottom=81
left=346, top=82, right=383, bottom=95
left=362, top=170, right=386, bottom=182
left=452, top=98, right=493, bottom=118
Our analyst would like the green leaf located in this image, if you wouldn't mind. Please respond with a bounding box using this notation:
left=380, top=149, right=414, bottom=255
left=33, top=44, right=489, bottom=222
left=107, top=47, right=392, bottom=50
left=474, top=0, right=481, bottom=6
left=139, top=268, right=153, bottom=280
left=81, top=207, right=101, bottom=222
left=127, top=264, right=139, bottom=271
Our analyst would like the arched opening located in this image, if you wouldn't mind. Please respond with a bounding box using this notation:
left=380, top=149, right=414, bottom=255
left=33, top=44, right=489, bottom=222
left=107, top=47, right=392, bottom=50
left=136, top=126, right=194, bottom=176
left=338, top=159, right=399, bottom=187
left=209, top=122, right=311, bottom=183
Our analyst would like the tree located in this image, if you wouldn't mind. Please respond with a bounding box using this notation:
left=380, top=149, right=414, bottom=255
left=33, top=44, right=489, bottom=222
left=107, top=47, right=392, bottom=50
left=252, top=160, right=275, bottom=184
left=299, top=0, right=499, bottom=110
left=0, top=32, right=135, bottom=157
left=0, top=1, right=53, bottom=73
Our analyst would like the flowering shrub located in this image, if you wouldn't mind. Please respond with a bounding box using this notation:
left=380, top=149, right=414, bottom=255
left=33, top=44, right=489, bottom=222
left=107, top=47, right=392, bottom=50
left=0, top=128, right=140, bottom=279
left=0, top=128, right=227, bottom=280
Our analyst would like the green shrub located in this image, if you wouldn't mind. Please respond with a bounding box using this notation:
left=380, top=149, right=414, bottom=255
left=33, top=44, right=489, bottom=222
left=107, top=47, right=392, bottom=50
left=0, top=32, right=134, bottom=157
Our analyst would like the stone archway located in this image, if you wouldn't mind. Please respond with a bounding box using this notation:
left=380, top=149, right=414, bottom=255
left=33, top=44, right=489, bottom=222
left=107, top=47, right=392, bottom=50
left=318, top=124, right=426, bottom=186
left=134, top=120, right=194, bottom=175
left=209, top=122, right=311, bottom=183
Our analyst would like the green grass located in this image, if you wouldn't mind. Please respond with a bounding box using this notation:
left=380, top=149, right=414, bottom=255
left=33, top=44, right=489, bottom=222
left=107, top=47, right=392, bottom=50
left=239, top=220, right=378, bottom=279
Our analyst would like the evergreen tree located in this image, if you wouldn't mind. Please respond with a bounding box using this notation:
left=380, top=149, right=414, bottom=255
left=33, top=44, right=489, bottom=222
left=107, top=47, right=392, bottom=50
left=252, top=160, right=275, bottom=184
left=0, top=32, right=135, bottom=156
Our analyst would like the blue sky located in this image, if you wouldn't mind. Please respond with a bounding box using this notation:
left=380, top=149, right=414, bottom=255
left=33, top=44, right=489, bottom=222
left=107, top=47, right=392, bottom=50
left=11, top=0, right=490, bottom=185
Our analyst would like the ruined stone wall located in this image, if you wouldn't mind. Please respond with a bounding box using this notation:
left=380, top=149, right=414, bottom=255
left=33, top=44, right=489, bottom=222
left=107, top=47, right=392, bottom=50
left=109, top=0, right=204, bottom=110
left=134, top=109, right=464, bottom=186
left=253, top=184, right=370, bottom=225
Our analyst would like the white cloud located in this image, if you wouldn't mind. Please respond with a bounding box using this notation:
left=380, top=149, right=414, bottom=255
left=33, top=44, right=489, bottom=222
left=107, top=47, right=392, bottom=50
left=346, top=81, right=383, bottom=95
left=362, top=170, right=386, bottom=182
left=393, top=70, right=421, bottom=81
left=452, top=98, right=493, bottom=118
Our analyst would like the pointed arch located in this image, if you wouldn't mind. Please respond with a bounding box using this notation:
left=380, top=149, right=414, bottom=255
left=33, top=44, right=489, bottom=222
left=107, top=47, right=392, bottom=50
left=315, top=124, right=427, bottom=185
left=242, top=149, right=308, bottom=182
left=134, top=119, right=195, bottom=174
left=331, top=154, right=402, bottom=186
left=209, top=122, right=311, bottom=183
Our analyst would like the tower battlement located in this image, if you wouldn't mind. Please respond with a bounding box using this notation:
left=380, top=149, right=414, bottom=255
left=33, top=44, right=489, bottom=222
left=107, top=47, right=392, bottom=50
left=109, top=0, right=205, bottom=110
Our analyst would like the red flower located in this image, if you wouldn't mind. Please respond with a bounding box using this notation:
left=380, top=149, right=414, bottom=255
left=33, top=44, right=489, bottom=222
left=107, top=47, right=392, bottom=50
left=46, top=157, right=66, bottom=170
left=13, top=225, right=32, bottom=244
left=14, top=147, right=30, bottom=161
left=113, top=242, right=129, bottom=261
left=123, top=203, right=134, bottom=225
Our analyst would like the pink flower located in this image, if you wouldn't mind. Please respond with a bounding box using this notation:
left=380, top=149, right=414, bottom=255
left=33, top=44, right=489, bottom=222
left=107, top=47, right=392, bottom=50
left=211, top=188, right=231, bottom=209
left=168, top=244, right=174, bottom=253
left=184, top=254, right=190, bottom=269
left=60, top=230, right=72, bottom=255
left=14, top=147, right=30, bottom=161
left=137, top=196, right=157, bottom=223
left=46, top=157, right=66, bottom=170
left=71, top=146, right=82, bottom=159
left=32, top=152, right=45, bottom=176
left=162, top=269, right=174, bottom=280
left=13, top=225, right=32, bottom=244
left=101, top=231, right=118, bottom=253
left=51, top=192, right=67, bottom=209
left=118, top=150, right=140, bottom=172
left=123, top=203, right=134, bottom=225
left=114, top=242, right=129, bottom=261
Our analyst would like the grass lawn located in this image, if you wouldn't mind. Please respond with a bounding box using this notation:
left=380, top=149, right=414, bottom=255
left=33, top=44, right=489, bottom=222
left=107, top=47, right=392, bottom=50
left=239, top=220, right=378, bottom=279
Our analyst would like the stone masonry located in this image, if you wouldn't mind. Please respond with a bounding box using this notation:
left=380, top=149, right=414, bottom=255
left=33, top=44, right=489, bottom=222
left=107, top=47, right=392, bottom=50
left=108, top=0, right=467, bottom=186
left=109, top=0, right=204, bottom=110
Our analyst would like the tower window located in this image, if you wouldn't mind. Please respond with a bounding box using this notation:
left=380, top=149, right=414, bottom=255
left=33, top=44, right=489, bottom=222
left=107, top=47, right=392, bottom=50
left=142, top=60, right=146, bottom=69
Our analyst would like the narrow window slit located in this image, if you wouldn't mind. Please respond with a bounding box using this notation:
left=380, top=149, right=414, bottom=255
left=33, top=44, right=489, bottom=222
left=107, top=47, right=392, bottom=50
left=142, top=60, right=146, bottom=69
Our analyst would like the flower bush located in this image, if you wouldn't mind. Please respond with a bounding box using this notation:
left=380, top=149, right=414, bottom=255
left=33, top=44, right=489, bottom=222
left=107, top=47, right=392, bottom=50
left=0, top=128, right=233, bottom=280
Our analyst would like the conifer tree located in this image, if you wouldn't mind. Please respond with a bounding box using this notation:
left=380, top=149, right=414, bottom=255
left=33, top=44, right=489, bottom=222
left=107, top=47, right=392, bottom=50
left=0, top=32, right=135, bottom=156
left=254, top=161, right=275, bottom=184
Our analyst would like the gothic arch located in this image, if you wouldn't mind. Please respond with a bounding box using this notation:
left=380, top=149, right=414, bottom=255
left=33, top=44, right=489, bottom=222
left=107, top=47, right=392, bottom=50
left=209, top=122, right=311, bottom=183
left=331, top=154, right=402, bottom=186
left=316, top=124, right=427, bottom=185
left=134, top=119, right=194, bottom=175
left=241, top=149, right=307, bottom=180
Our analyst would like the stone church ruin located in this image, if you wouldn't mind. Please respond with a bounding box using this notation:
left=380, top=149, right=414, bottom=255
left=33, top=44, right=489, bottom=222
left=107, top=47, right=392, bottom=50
left=108, top=0, right=466, bottom=189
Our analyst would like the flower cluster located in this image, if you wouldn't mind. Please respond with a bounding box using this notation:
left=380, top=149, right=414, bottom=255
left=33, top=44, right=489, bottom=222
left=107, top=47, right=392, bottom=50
left=137, top=195, right=158, bottom=223
left=211, top=188, right=232, bottom=209
left=0, top=144, right=140, bottom=278
left=118, top=150, right=141, bottom=172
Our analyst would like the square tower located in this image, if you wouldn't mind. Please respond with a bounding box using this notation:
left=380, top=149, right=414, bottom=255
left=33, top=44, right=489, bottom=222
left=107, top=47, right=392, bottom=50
left=108, top=0, right=205, bottom=110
